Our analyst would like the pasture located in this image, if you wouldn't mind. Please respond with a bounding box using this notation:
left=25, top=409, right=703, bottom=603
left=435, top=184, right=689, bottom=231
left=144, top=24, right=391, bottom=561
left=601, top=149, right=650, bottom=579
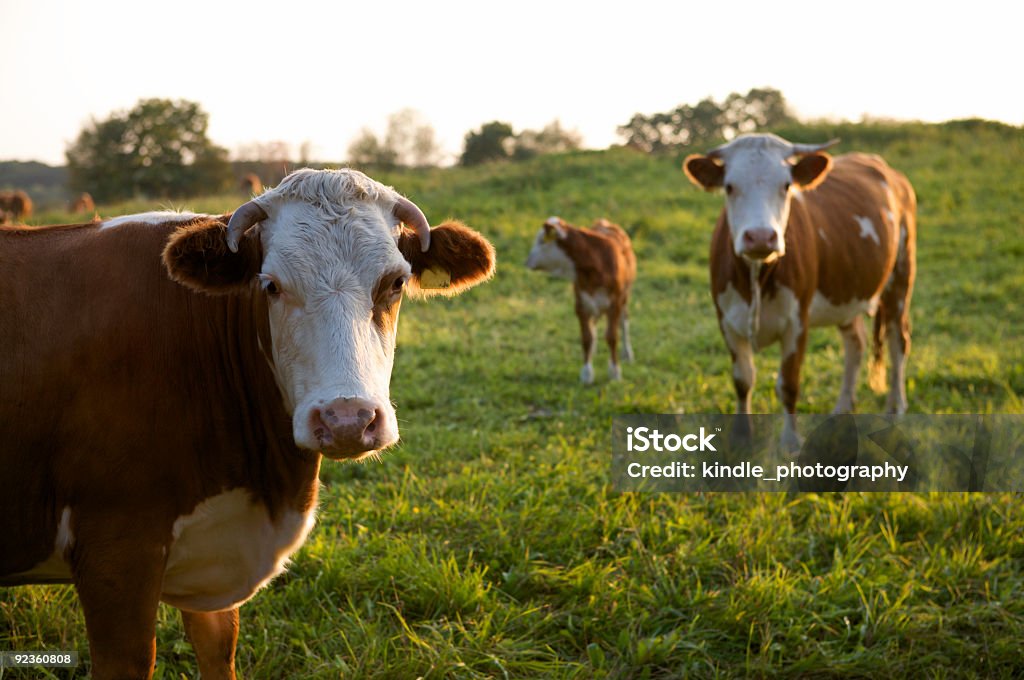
left=2, top=120, right=1022, bottom=678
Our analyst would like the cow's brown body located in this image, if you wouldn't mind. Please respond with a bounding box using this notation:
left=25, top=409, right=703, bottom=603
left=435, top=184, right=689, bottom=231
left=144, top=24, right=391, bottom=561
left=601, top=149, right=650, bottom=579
left=1, top=217, right=314, bottom=677
left=0, top=171, right=495, bottom=680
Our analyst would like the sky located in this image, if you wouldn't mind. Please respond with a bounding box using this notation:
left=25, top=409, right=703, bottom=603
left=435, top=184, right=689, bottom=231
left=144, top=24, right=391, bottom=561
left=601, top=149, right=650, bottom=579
left=1, top=0, right=1019, bottom=166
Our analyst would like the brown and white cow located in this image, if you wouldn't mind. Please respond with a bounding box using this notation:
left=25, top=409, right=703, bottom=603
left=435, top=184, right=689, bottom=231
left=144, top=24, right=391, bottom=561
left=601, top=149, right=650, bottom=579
left=0, top=168, right=495, bottom=679
left=683, top=134, right=916, bottom=449
left=526, top=216, right=636, bottom=384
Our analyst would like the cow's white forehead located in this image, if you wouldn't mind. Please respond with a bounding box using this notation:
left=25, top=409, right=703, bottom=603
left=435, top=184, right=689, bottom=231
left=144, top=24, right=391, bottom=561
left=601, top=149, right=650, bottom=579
left=254, top=169, right=409, bottom=289
left=718, top=137, right=792, bottom=183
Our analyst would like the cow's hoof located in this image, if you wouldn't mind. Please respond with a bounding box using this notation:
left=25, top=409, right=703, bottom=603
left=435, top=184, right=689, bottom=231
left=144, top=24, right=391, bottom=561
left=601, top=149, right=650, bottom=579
left=580, top=364, right=594, bottom=385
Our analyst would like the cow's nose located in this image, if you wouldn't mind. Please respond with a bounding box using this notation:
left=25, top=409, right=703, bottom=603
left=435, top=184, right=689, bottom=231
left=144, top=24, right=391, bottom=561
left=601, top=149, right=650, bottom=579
left=309, top=397, right=390, bottom=458
left=741, top=228, right=779, bottom=258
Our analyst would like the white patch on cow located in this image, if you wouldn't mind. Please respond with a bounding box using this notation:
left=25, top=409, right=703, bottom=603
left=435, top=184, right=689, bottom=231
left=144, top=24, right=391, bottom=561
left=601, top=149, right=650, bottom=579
left=4, top=507, right=74, bottom=583
left=578, top=289, right=610, bottom=317
left=526, top=227, right=575, bottom=279
left=161, top=488, right=317, bottom=612
left=717, top=282, right=801, bottom=354
left=818, top=228, right=828, bottom=242
left=884, top=209, right=896, bottom=227
left=854, top=215, right=881, bottom=245
left=808, top=291, right=874, bottom=328
left=251, top=169, right=412, bottom=453
left=101, top=211, right=201, bottom=230
left=793, top=191, right=805, bottom=202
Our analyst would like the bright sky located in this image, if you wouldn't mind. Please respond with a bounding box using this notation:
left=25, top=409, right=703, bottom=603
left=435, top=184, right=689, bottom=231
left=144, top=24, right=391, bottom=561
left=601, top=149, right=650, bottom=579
left=1, top=0, right=1019, bottom=166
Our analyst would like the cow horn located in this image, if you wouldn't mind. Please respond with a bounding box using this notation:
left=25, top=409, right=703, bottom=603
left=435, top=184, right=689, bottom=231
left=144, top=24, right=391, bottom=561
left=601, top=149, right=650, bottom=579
left=395, top=196, right=431, bottom=252
left=226, top=200, right=268, bottom=253
left=705, top=141, right=732, bottom=160
left=789, top=138, right=840, bottom=156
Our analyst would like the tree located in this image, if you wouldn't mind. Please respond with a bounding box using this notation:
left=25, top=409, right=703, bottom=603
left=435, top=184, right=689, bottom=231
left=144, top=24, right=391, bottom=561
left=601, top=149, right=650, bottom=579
left=512, top=120, right=583, bottom=160
left=460, top=121, right=516, bottom=166
left=347, top=109, right=444, bottom=168
left=66, top=98, right=231, bottom=201
left=617, top=87, right=794, bottom=152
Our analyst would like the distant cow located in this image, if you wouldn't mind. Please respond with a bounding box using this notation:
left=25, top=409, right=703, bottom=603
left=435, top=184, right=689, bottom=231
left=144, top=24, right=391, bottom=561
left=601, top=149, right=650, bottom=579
left=71, top=192, right=96, bottom=214
left=240, top=173, right=263, bottom=195
left=0, top=168, right=496, bottom=679
left=527, top=216, right=636, bottom=384
left=683, top=134, right=916, bottom=448
left=0, top=189, right=32, bottom=222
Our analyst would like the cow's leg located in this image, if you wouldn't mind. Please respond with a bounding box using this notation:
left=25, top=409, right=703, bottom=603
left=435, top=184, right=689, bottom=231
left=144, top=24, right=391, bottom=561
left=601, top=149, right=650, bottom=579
left=881, top=216, right=915, bottom=415
left=182, top=608, right=239, bottom=680
left=606, top=306, right=622, bottom=380
left=723, top=329, right=755, bottom=441
left=778, top=326, right=808, bottom=453
left=725, top=330, right=755, bottom=415
left=70, top=518, right=166, bottom=680
left=577, top=308, right=597, bottom=384
left=834, top=316, right=866, bottom=413
left=621, top=305, right=634, bottom=362
left=885, top=313, right=910, bottom=414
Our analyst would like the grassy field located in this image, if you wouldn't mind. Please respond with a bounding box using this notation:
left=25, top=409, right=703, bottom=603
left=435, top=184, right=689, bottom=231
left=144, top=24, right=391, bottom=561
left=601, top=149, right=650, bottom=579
left=2, top=120, right=1023, bottom=678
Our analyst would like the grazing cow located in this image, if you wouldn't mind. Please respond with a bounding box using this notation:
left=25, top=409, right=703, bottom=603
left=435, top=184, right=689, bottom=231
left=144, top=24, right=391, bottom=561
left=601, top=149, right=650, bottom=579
left=0, top=189, right=33, bottom=222
left=683, top=134, right=916, bottom=448
left=0, top=168, right=495, bottom=679
left=526, top=216, right=636, bottom=384
left=240, top=173, right=263, bottom=195
left=71, top=191, right=96, bottom=214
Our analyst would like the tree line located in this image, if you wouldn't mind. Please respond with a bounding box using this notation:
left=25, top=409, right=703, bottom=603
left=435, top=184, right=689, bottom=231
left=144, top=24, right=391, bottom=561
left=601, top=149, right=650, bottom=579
left=64, top=89, right=793, bottom=201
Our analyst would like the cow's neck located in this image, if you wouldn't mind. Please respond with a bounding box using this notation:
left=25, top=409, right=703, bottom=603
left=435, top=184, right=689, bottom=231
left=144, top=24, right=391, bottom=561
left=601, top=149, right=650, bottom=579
left=192, top=287, right=321, bottom=519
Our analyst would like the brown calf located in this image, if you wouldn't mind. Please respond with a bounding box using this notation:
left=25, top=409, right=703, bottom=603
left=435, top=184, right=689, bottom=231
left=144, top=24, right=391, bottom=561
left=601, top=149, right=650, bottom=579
left=526, top=216, right=637, bottom=384
left=684, top=134, right=916, bottom=449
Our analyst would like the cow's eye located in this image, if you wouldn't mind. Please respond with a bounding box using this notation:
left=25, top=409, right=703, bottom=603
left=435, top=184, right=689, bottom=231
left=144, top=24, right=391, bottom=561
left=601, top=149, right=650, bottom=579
left=725, top=183, right=734, bottom=195
left=783, top=182, right=791, bottom=193
left=259, top=275, right=282, bottom=296
left=392, top=275, right=408, bottom=294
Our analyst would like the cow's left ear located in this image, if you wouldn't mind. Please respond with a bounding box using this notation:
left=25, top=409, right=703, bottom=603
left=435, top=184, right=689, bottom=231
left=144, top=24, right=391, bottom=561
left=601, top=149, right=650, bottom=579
left=163, top=218, right=262, bottom=294
left=790, top=152, right=833, bottom=190
left=398, top=220, right=496, bottom=297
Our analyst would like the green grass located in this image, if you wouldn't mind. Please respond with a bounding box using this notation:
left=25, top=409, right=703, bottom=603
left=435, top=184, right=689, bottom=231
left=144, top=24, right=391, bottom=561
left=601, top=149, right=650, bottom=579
left=2, top=120, right=1023, bottom=678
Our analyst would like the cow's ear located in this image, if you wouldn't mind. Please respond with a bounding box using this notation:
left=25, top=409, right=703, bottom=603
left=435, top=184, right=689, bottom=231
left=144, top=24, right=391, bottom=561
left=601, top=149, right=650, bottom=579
left=683, top=154, right=724, bottom=190
left=791, top=152, right=833, bottom=190
left=398, top=220, right=496, bottom=297
left=163, top=218, right=262, bottom=294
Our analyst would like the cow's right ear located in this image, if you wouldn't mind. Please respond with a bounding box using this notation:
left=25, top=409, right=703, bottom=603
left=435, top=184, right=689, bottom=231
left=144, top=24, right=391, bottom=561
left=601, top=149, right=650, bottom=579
left=683, top=155, right=724, bottom=191
left=163, top=218, right=262, bottom=294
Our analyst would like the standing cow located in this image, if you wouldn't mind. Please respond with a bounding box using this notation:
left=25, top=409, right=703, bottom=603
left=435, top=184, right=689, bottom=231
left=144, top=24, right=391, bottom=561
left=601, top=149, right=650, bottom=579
left=0, top=189, right=33, bottom=222
left=526, top=216, right=636, bottom=384
left=683, top=134, right=916, bottom=449
left=0, top=168, right=495, bottom=679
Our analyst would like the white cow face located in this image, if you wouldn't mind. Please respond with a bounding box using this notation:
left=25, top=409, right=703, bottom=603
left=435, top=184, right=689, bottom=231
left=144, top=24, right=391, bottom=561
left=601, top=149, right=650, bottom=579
left=526, top=217, right=575, bottom=279
left=684, top=134, right=834, bottom=262
left=164, top=169, right=495, bottom=460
